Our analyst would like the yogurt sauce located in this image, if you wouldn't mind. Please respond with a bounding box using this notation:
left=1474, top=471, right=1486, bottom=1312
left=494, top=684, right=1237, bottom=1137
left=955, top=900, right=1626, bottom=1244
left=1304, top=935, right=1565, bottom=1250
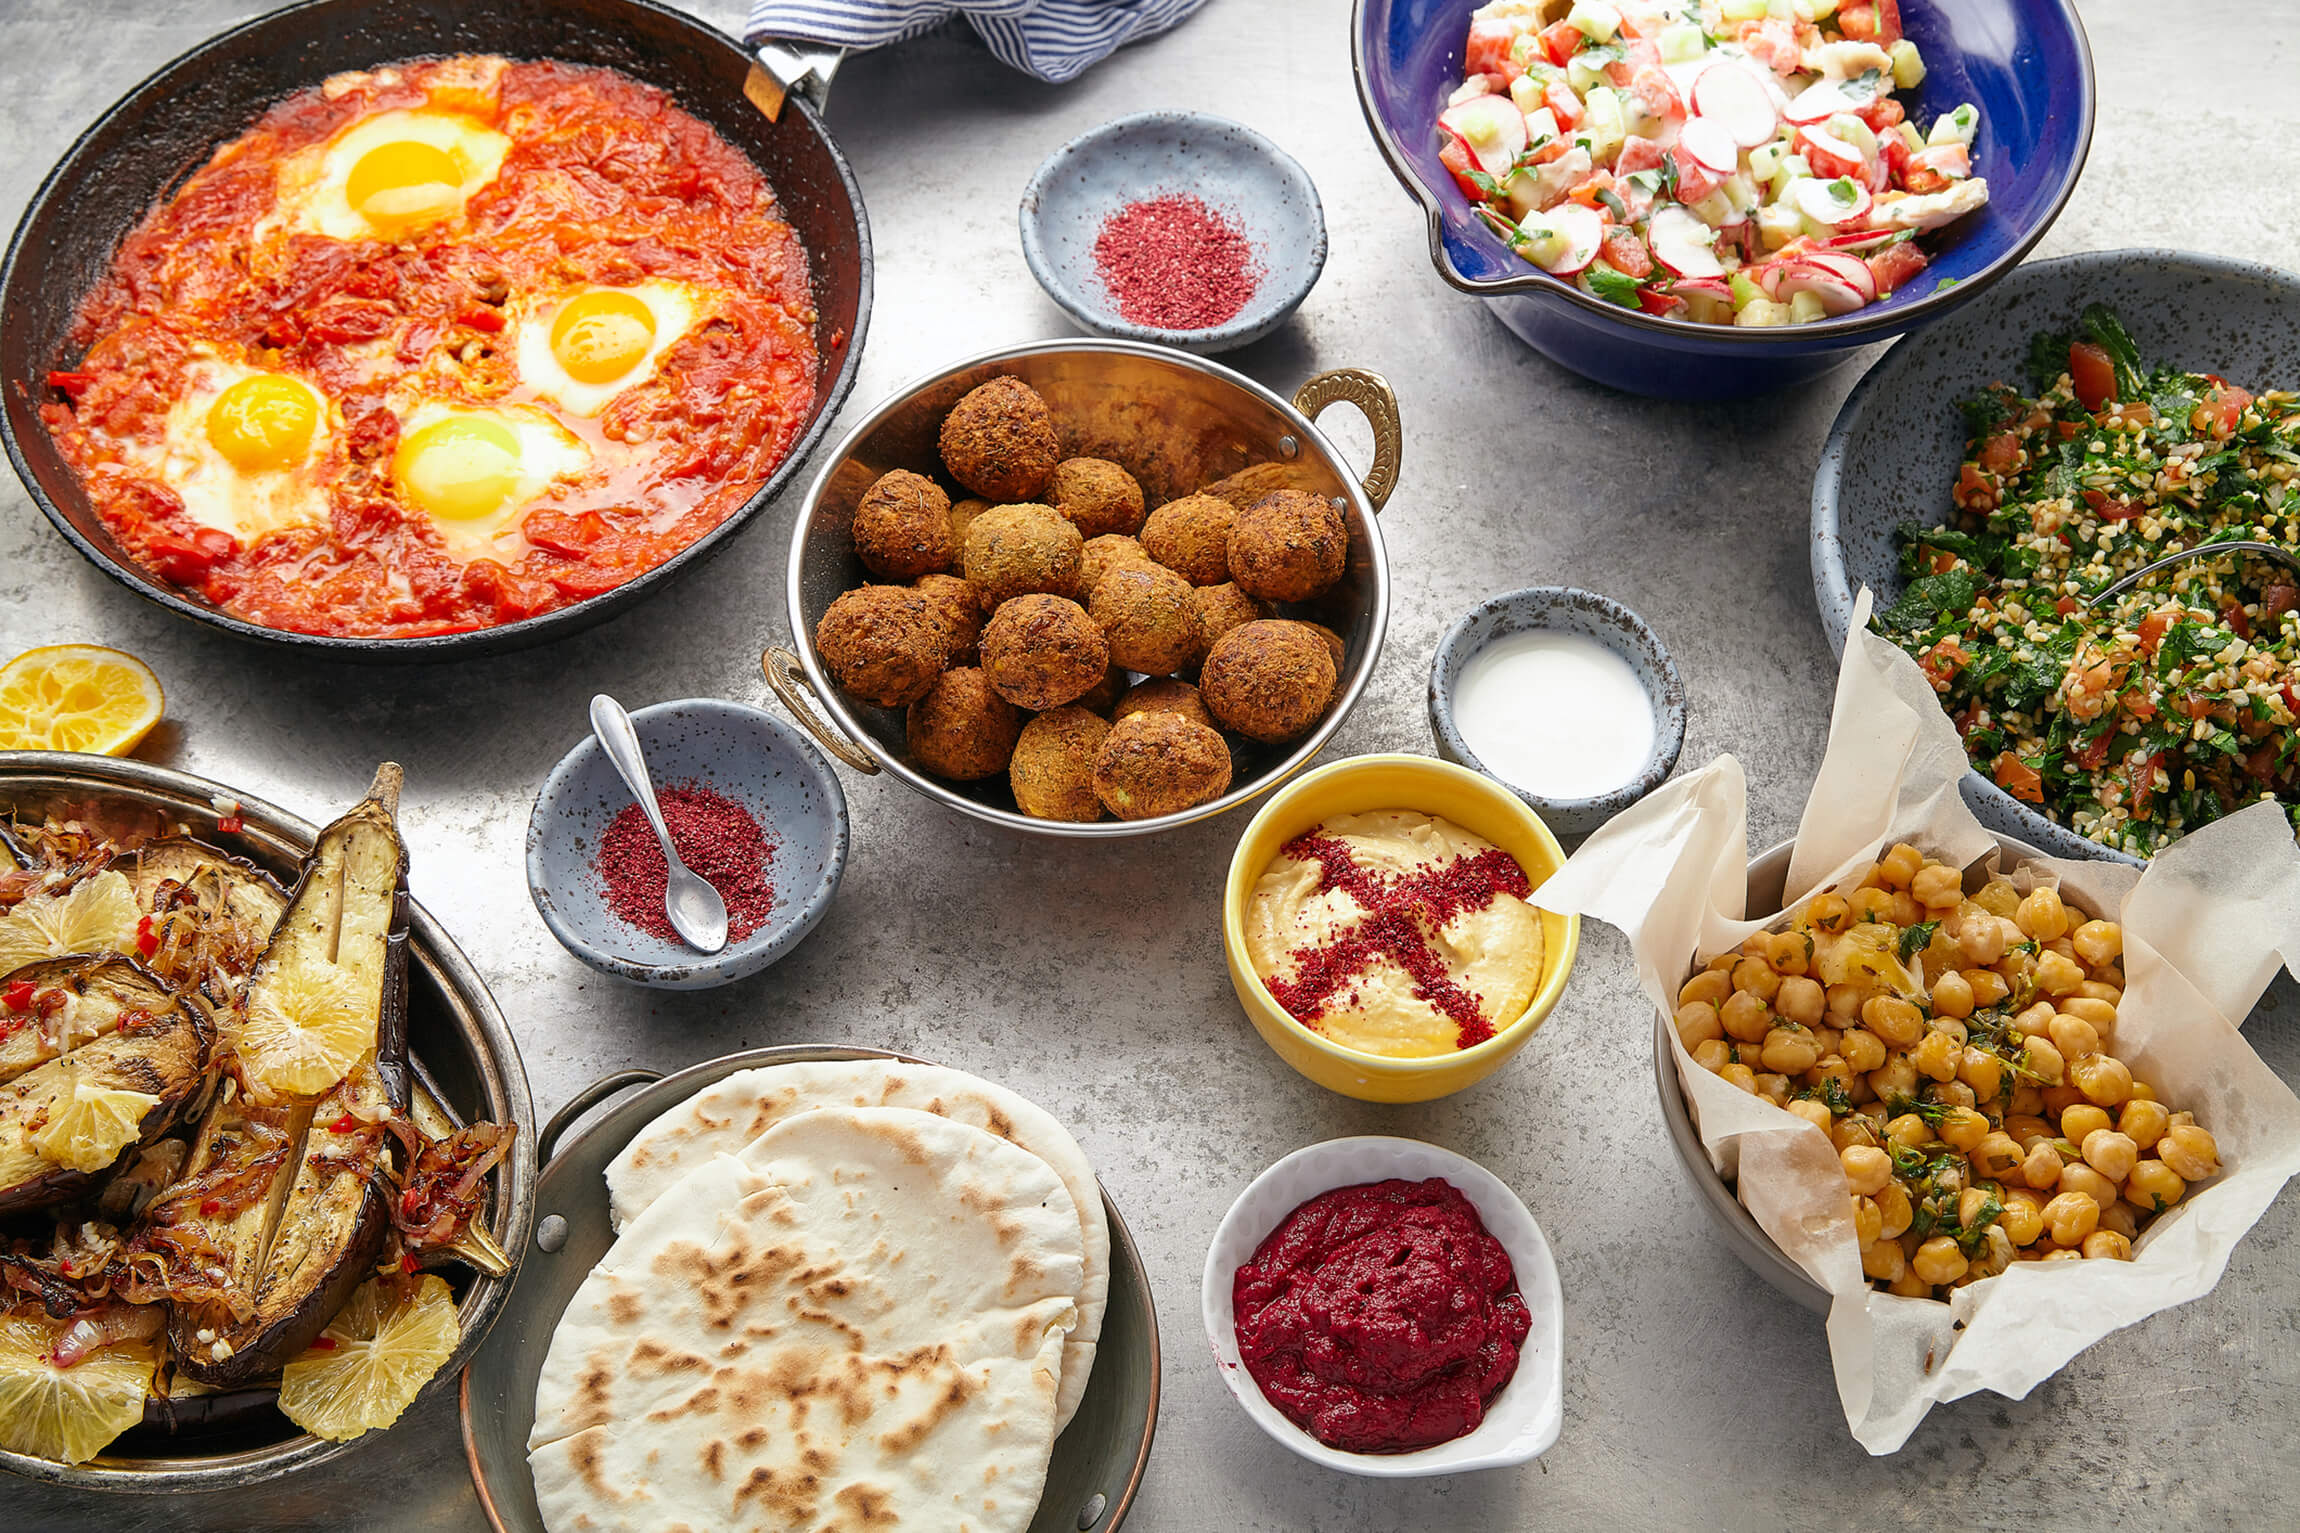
left=1452, top=630, right=1656, bottom=800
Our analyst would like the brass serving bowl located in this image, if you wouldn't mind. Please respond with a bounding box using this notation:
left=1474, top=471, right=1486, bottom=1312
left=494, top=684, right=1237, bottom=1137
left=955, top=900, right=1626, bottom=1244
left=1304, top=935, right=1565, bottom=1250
left=768, top=339, right=1401, bottom=836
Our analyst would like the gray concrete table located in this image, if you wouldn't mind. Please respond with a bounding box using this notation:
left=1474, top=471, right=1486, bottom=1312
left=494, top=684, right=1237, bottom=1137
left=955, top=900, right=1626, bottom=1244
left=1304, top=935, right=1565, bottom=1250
left=4, top=1, right=2296, bottom=1527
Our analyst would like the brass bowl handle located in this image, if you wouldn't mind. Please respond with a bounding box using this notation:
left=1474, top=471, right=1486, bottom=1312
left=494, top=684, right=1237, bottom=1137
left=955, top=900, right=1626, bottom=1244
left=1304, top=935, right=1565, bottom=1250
left=763, top=645, right=881, bottom=775
left=1293, top=368, right=1403, bottom=513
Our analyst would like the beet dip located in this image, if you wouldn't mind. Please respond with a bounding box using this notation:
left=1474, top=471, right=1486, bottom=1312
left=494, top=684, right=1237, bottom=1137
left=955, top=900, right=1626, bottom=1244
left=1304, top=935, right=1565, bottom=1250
left=1232, top=1177, right=1529, bottom=1453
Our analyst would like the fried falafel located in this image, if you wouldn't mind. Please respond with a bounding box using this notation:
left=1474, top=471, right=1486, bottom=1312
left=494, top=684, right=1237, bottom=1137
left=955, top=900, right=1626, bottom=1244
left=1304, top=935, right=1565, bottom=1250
left=1139, top=493, right=1235, bottom=585
left=962, top=503, right=1082, bottom=609
left=851, top=469, right=953, bottom=579
left=1088, top=563, right=1203, bottom=676
left=904, top=667, right=1024, bottom=781
left=1198, top=619, right=1337, bottom=744
left=949, top=496, right=990, bottom=551
left=1075, top=661, right=1127, bottom=715
left=939, top=376, right=1060, bottom=501
left=1079, top=533, right=1156, bottom=600
left=1008, top=706, right=1110, bottom=822
left=1049, top=457, right=1147, bottom=539
left=1093, top=712, right=1232, bottom=820
left=1112, top=677, right=1216, bottom=732
left=912, top=572, right=984, bottom=663
left=1228, top=489, right=1347, bottom=602
left=1189, top=582, right=1272, bottom=655
left=979, top=594, right=1110, bottom=710
left=815, top=585, right=949, bottom=709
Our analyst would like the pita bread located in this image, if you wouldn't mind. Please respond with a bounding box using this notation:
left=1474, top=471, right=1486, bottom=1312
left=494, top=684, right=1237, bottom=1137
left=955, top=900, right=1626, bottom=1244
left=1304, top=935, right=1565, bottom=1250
left=604, top=1060, right=1110, bottom=1432
left=530, top=1107, right=1083, bottom=1532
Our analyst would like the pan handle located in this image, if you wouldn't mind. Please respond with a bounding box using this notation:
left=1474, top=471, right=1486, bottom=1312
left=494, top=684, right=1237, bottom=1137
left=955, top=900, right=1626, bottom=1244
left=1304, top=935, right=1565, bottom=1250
left=540, top=1069, right=662, bottom=1164
left=744, top=42, right=844, bottom=122
left=1292, top=368, right=1402, bottom=513
left=763, top=646, right=882, bottom=775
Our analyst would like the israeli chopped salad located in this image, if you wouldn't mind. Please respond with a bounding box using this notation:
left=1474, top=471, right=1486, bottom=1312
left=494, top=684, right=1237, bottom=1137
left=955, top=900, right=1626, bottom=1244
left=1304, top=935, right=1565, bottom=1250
left=1437, top=0, right=1988, bottom=325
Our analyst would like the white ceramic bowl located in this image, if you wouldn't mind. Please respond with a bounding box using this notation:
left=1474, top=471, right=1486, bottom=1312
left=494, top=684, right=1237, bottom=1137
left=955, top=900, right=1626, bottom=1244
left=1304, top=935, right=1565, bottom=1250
left=1200, top=1136, right=1563, bottom=1476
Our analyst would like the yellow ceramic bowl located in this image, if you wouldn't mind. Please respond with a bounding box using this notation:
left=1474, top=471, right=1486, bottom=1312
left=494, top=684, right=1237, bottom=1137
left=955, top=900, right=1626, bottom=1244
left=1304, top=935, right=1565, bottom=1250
left=1222, top=753, right=1580, bottom=1102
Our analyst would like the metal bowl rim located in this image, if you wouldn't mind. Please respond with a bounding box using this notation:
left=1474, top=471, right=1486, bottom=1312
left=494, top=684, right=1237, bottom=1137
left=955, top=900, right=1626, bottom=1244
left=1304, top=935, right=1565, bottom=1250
left=783, top=336, right=1393, bottom=838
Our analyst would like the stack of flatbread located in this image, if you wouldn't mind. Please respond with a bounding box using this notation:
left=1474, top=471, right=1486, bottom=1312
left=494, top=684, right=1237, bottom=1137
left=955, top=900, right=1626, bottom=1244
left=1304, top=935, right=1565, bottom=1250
left=526, top=1061, right=1110, bottom=1533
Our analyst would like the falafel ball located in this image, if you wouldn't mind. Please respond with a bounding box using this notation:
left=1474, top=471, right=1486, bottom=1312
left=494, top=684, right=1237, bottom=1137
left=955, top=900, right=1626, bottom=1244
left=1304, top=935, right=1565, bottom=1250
left=1009, top=706, right=1110, bottom=822
left=1079, top=533, right=1155, bottom=600
left=1093, top=712, right=1233, bottom=820
left=815, top=585, right=949, bottom=709
left=963, top=503, right=1082, bottom=609
left=979, top=594, right=1110, bottom=710
left=1089, top=563, right=1203, bottom=676
left=1189, top=582, right=1272, bottom=655
left=1139, top=493, right=1235, bottom=585
left=1294, top=619, right=1348, bottom=674
left=1228, top=489, right=1348, bottom=602
left=939, top=376, right=1060, bottom=501
left=904, top=667, right=1024, bottom=781
left=851, top=469, right=953, bottom=579
left=1198, top=619, right=1338, bottom=744
left=1112, top=677, right=1216, bottom=732
left=949, top=496, right=990, bottom=551
left=1049, top=457, right=1147, bottom=539
left=912, top=572, right=984, bottom=663
left=1075, top=662, right=1127, bottom=715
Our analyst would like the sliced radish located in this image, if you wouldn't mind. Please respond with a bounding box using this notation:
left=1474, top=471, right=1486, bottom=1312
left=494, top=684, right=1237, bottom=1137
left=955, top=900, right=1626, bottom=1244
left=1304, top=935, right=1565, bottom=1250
left=1775, top=261, right=1869, bottom=315
left=1647, top=205, right=1724, bottom=278
left=1789, top=173, right=1872, bottom=227
left=1677, top=116, right=1740, bottom=175
left=1799, top=247, right=1879, bottom=299
left=1518, top=201, right=1605, bottom=274
left=1784, top=77, right=1860, bottom=125
left=1691, top=62, right=1779, bottom=148
left=1675, top=276, right=1736, bottom=324
left=1439, top=94, right=1529, bottom=178
left=1796, top=122, right=1868, bottom=179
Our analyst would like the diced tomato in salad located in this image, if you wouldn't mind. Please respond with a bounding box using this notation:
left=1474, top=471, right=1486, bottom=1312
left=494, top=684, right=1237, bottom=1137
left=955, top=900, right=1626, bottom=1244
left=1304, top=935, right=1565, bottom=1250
left=1435, top=0, right=1988, bottom=326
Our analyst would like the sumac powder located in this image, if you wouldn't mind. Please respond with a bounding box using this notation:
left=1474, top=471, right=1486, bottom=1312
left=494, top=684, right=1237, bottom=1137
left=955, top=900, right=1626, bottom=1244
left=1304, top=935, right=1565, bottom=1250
left=1092, top=194, right=1261, bottom=331
left=595, top=783, right=776, bottom=944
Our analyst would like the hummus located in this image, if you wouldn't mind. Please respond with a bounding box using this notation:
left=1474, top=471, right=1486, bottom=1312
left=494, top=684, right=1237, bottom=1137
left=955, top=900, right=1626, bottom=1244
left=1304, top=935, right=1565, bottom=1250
left=1245, top=810, right=1543, bottom=1057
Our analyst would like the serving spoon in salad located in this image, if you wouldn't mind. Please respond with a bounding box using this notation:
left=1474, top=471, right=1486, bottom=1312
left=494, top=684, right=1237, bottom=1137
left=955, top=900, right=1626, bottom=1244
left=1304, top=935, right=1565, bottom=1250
left=588, top=693, right=729, bottom=953
left=2084, top=540, right=2300, bottom=612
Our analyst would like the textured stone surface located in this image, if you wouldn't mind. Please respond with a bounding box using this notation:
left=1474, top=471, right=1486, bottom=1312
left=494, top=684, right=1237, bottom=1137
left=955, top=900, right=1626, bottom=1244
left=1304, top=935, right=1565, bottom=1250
left=3, top=1, right=2296, bottom=1527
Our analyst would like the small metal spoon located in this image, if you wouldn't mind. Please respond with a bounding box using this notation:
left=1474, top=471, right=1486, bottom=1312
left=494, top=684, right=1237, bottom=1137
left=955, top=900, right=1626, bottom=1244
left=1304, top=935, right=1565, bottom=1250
left=2085, top=540, right=2300, bottom=611
left=588, top=693, right=728, bottom=954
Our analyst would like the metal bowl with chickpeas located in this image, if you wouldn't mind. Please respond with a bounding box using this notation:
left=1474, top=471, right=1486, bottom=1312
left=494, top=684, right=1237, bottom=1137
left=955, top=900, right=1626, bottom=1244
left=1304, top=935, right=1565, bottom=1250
left=1656, top=834, right=2223, bottom=1311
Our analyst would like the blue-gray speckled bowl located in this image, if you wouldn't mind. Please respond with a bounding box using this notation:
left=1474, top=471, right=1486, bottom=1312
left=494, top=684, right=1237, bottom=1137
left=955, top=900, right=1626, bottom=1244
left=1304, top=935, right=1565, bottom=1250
left=1429, top=587, right=1686, bottom=837
left=1019, top=111, right=1326, bottom=355
left=1811, top=248, right=2300, bottom=865
left=526, top=699, right=849, bottom=988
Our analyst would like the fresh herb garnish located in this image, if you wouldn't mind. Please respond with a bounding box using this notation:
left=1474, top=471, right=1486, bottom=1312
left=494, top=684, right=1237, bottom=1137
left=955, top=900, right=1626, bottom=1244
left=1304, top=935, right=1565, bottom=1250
left=1584, top=264, right=1643, bottom=308
left=1897, top=921, right=1941, bottom=962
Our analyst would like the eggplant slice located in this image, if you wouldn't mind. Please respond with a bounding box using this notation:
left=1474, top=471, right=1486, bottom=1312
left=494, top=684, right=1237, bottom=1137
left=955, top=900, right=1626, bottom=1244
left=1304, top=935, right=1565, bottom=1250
left=0, top=998, right=215, bottom=1215
left=129, top=838, right=288, bottom=1002
left=0, top=955, right=180, bottom=1086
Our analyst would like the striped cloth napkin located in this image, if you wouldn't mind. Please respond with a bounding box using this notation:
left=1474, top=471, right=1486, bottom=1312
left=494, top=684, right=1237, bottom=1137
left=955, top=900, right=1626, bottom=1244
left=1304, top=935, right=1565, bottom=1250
left=746, top=0, right=1207, bottom=83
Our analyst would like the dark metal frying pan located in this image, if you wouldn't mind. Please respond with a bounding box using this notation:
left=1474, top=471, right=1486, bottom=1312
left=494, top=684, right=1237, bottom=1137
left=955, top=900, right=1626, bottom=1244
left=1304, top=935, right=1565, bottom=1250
left=0, top=0, right=872, bottom=661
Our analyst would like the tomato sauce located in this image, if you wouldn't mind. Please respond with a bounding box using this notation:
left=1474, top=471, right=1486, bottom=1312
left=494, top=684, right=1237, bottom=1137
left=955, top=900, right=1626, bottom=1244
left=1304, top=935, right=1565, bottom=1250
left=40, top=57, right=819, bottom=639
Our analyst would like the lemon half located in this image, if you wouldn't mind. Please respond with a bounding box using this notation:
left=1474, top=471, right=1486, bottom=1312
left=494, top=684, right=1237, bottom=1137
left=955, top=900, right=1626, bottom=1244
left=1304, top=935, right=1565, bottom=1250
left=0, top=646, right=164, bottom=756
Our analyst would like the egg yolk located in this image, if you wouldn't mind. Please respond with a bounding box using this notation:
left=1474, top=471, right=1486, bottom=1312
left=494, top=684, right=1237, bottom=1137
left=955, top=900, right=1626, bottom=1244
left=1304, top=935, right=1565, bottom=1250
left=205, top=375, right=320, bottom=472
left=394, top=416, right=524, bottom=522
left=345, top=139, right=465, bottom=229
left=549, top=291, right=657, bottom=385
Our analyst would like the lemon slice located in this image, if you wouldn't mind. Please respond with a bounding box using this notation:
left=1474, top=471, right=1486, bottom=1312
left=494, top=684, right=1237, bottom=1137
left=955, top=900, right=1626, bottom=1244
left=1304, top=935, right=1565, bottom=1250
left=0, top=646, right=164, bottom=756
left=0, top=1312, right=154, bottom=1464
left=0, top=870, right=139, bottom=973
left=233, top=961, right=375, bottom=1100
left=30, top=1072, right=160, bottom=1174
left=278, top=1275, right=458, bottom=1442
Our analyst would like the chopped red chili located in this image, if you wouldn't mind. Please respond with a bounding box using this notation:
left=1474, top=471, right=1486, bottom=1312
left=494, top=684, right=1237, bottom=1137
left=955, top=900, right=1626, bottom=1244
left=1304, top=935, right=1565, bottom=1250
left=200, top=1197, right=223, bottom=1216
left=309, top=1336, right=337, bottom=1351
left=134, top=915, right=160, bottom=957
left=215, top=814, right=245, bottom=835
left=328, top=1113, right=359, bottom=1134
left=1, top=980, right=34, bottom=1011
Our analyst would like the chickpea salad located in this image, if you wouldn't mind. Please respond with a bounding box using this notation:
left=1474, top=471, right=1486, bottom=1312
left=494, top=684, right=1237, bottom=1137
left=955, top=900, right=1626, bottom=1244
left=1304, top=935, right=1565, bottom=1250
left=1437, top=0, right=1988, bottom=326
left=1674, top=844, right=2221, bottom=1300
left=1875, top=305, right=2300, bottom=857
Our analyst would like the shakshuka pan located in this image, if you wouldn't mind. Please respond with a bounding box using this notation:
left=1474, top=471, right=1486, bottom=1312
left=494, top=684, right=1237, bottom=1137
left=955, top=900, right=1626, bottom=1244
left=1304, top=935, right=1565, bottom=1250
left=39, top=54, right=819, bottom=640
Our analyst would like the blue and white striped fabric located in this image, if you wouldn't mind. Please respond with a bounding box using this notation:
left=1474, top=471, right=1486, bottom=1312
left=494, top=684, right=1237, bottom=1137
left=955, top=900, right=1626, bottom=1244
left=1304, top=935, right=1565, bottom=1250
left=746, top=0, right=1207, bottom=83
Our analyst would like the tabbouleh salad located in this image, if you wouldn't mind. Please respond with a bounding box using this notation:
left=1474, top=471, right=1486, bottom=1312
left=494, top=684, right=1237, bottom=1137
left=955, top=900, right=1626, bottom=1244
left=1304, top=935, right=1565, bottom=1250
left=1876, top=304, right=2300, bottom=856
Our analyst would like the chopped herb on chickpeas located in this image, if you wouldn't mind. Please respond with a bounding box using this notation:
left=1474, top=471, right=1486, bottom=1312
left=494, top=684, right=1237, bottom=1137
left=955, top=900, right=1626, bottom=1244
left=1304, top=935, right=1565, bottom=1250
left=1878, top=303, right=2300, bottom=856
left=1673, top=842, right=2222, bottom=1300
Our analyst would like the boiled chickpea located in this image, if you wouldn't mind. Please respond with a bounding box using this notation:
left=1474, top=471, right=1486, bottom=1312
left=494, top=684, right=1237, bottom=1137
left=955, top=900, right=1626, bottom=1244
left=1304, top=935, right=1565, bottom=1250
left=2127, top=1079, right=2155, bottom=1102
left=1875, top=1180, right=1915, bottom=1239
left=1787, top=1098, right=1834, bottom=1134
left=2041, top=1246, right=2084, bottom=1263
left=1852, top=1194, right=1884, bottom=1246
left=1776, top=976, right=1825, bottom=1027
left=1909, top=1235, right=1968, bottom=1286
left=2005, top=1113, right=2053, bottom=1145
left=1841, top=1145, right=1893, bottom=1196
left=1718, top=1063, right=1758, bottom=1093
left=1840, top=1028, right=1887, bottom=1073
left=1811, top=1024, right=1842, bottom=1056
left=2022, top=1037, right=2066, bottom=1085
left=1761, top=1026, right=1820, bottom=1076
left=2041, top=1084, right=2086, bottom=1119
left=1675, top=1002, right=1724, bottom=1049
left=1911, top=862, right=1963, bottom=909
left=2060, top=1103, right=2112, bottom=1143
left=2081, top=1128, right=2138, bottom=1183
left=1692, top=1038, right=1732, bottom=1072
left=2059, top=1164, right=2119, bottom=1209
left=1740, top=932, right=1774, bottom=960
left=1849, top=886, right=1896, bottom=922
left=2097, top=1200, right=2138, bottom=1241
left=1885, top=1113, right=1931, bottom=1153
left=1832, top=1116, right=1878, bottom=1153
left=1707, top=951, right=1740, bottom=974
left=1806, top=892, right=1851, bottom=933
left=1869, top=1055, right=1920, bottom=1101
left=2158, top=1124, right=2220, bottom=1182
left=2118, top=1098, right=2170, bottom=1150
left=1972, top=1131, right=2025, bottom=1179
left=1973, top=877, right=2020, bottom=917
left=1733, top=957, right=1782, bottom=1003
left=2071, top=1053, right=2133, bottom=1108
left=1891, top=1267, right=1934, bottom=1297
left=1826, top=982, right=1867, bottom=1023
left=1958, top=913, right=2009, bottom=966
left=1754, top=1072, right=1793, bottom=1105
left=1964, top=969, right=2012, bottom=1008
left=1939, top=1107, right=1991, bottom=1152
left=2082, top=1230, right=2133, bottom=1261
left=1958, top=1047, right=2004, bottom=1102
left=1863, top=996, right=1925, bottom=1048
left=2009, top=1084, right=2046, bottom=1118
left=2022, top=1142, right=2064, bottom=1191
left=1877, top=843, right=1924, bottom=888
left=1998, top=1191, right=2045, bottom=1246
left=2071, top=919, right=2123, bottom=967
left=1922, top=969, right=1972, bottom=1022
left=1934, top=1080, right=1979, bottom=1111
left=2043, top=1190, right=2100, bottom=1245
left=2060, top=995, right=2118, bottom=1029
left=2013, top=1001, right=2058, bottom=1037
left=2016, top=887, right=2071, bottom=942
left=2125, top=1159, right=2185, bottom=1212
left=1862, top=1239, right=1908, bottom=1282
left=1679, top=968, right=1731, bottom=1009
left=1768, top=930, right=1812, bottom=976
left=1720, top=990, right=1772, bottom=1043
left=2034, top=949, right=2087, bottom=998
left=1911, top=1029, right=1961, bottom=1083
left=2167, top=1110, right=2195, bottom=1129
left=1958, top=1186, right=1997, bottom=1229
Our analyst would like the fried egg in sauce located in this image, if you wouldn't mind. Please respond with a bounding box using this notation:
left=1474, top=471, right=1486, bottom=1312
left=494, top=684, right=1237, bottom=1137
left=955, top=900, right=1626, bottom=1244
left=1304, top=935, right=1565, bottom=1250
left=512, top=283, right=702, bottom=416
left=390, top=402, right=590, bottom=563
left=144, top=358, right=337, bottom=542
left=269, top=107, right=512, bottom=242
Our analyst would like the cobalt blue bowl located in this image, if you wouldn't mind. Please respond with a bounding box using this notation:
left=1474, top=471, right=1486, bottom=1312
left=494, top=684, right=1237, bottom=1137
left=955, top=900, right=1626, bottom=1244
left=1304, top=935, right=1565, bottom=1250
left=1350, top=0, right=2095, bottom=399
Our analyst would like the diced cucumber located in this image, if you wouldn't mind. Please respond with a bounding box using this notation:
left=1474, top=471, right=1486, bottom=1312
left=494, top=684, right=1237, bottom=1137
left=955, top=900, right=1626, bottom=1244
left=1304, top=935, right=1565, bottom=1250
left=1719, top=0, right=1769, bottom=20
left=1730, top=272, right=1769, bottom=308
left=1721, top=170, right=1760, bottom=215
left=1754, top=202, right=1804, bottom=249
left=1523, top=106, right=1563, bottom=145
left=1929, top=103, right=1980, bottom=147
left=1566, top=0, right=1622, bottom=43
left=1766, top=0, right=1796, bottom=19
left=1889, top=39, right=1926, bottom=89
left=1736, top=297, right=1792, bottom=326
left=1788, top=289, right=1830, bottom=325
left=1657, top=22, right=1707, bottom=64
left=1580, top=84, right=1627, bottom=159
left=1806, top=0, right=1839, bottom=17
left=1826, top=112, right=1879, bottom=157
left=1510, top=74, right=1546, bottom=115
left=1778, top=152, right=1812, bottom=182
left=1746, top=141, right=1787, bottom=182
left=1898, top=121, right=1925, bottom=153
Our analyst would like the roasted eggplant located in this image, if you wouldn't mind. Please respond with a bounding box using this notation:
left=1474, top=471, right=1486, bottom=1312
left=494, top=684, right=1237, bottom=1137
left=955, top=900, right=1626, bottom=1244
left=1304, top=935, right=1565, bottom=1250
left=128, top=838, right=287, bottom=1001
left=0, top=955, right=180, bottom=1086
left=0, top=997, right=215, bottom=1215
